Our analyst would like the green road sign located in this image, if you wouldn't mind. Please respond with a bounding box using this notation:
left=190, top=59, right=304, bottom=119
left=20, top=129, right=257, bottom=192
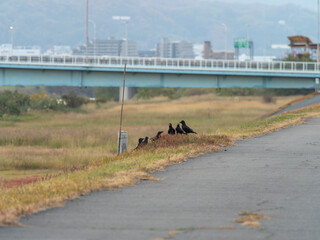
left=234, top=38, right=251, bottom=49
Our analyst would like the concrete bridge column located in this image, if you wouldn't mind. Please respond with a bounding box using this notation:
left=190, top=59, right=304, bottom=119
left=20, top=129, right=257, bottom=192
left=316, top=78, right=320, bottom=92
left=119, top=87, right=137, bottom=101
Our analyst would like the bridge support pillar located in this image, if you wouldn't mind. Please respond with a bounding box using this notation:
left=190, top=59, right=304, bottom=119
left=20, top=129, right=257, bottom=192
left=119, top=87, right=137, bottom=101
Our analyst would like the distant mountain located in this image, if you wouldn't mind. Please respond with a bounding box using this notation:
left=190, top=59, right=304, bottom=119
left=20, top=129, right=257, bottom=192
left=0, top=0, right=318, bottom=55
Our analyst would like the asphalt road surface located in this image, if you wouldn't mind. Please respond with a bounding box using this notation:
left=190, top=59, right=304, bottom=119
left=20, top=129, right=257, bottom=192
left=1, top=118, right=320, bottom=240
left=270, top=94, right=320, bottom=117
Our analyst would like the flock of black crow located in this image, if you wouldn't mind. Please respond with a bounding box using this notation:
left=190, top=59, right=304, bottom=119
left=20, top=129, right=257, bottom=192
left=135, top=120, right=197, bottom=149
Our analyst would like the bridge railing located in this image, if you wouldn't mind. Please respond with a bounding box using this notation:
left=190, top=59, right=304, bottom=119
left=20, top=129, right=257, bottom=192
left=0, top=55, right=319, bottom=73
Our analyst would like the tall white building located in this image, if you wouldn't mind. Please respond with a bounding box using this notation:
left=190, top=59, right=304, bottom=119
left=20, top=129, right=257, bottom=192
left=156, top=38, right=172, bottom=58
left=121, top=39, right=138, bottom=57
left=156, top=38, right=194, bottom=59
left=73, top=38, right=138, bottom=57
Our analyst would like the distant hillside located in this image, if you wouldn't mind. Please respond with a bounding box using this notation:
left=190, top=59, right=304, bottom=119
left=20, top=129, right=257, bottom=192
left=0, top=0, right=317, bottom=55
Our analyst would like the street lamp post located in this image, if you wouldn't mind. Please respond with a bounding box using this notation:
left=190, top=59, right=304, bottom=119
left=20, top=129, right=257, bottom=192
left=112, top=16, right=131, bottom=56
left=278, top=20, right=287, bottom=41
left=112, top=16, right=131, bottom=39
left=9, top=26, right=14, bottom=46
left=89, top=20, right=96, bottom=57
left=246, top=24, right=250, bottom=60
left=278, top=20, right=289, bottom=57
left=221, top=23, right=228, bottom=60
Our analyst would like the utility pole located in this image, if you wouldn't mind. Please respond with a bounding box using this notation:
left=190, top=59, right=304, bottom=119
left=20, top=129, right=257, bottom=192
left=86, top=0, right=89, bottom=59
left=317, top=0, right=319, bottom=69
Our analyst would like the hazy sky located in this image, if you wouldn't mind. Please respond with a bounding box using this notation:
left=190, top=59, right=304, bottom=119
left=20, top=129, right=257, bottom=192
left=229, top=0, right=316, bottom=11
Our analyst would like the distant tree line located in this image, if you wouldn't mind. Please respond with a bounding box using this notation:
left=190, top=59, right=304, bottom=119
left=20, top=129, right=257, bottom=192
left=135, top=87, right=313, bottom=99
left=0, top=90, right=89, bottom=118
left=0, top=83, right=314, bottom=119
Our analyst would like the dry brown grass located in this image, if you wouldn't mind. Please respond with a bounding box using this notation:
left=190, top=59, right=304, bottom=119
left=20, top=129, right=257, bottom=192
left=0, top=95, right=295, bottom=175
left=0, top=146, right=108, bottom=170
left=168, top=231, right=180, bottom=238
left=0, top=133, right=230, bottom=225
left=152, top=225, right=235, bottom=240
left=234, top=212, right=270, bottom=227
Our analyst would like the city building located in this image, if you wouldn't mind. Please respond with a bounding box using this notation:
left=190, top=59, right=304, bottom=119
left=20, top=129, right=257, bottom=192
left=202, top=41, right=213, bottom=59
left=193, top=44, right=204, bottom=60
left=72, top=37, right=138, bottom=57
left=172, top=40, right=195, bottom=59
left=120, top=39, right=138, bottom=57
left=138, top=50, right=156, bottom=58
left=156, top=38, right=194, bottom=59
left=0, top=44, right=41, bottom=55
left=44, top=46, right=72, bottom=55
left=202, top=41, right=235, bottom=60
left=212, top=50, right=235, bottom=60
left=156, top=38, right=172, bottom=58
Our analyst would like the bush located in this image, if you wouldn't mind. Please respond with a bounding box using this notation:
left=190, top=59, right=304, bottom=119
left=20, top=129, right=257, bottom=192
left=94, top=87, right=119, bottom=102
left=0, top=90, right=30, bottom=117
left=216, top=88, right=261, bottom=96
left=264, top=89, right=313, bottom=96
left=136, top=88, right=184, bottom=100
left=285, top=54, right=313, bottom=62
left=30, top=92, right=64, bottom=111
left=61, top=91, right=88, bottom=108
left=262, top=94, right=276, bottom=104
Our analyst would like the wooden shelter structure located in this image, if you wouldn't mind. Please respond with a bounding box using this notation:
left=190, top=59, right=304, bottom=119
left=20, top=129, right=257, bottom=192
left=288, top=35, right=319, bottom=60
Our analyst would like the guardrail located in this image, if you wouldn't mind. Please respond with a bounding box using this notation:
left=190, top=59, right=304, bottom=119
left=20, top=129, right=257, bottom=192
left=0, top=55, right=319, bottom=73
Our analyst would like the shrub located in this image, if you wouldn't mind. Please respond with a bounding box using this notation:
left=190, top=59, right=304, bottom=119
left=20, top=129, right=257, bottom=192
left=262, top=94, right=276, bottom=104
left=216, top=88, right=260, bottom=96
left=30, top=92, right=62, bottom=111
left=94, top=87, right=119, bottom=102
left=136, top=88, right=184, bottom=100
left=0, top=90, right=30, bottom=117
left=61, top=91, right=88, bottom=108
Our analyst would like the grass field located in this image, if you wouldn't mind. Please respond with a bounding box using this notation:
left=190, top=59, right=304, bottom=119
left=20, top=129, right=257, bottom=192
left=1, top=93, right=318, bottom=225
left=0, top=94, right=296, bottom=176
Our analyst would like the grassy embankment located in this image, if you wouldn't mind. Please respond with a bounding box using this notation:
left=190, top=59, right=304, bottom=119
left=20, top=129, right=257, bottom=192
left=0, top=94, right=319, bottom=225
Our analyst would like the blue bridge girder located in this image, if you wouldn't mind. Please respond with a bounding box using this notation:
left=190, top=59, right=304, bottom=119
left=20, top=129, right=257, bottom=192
left=0, top=55, right=319, bottom=89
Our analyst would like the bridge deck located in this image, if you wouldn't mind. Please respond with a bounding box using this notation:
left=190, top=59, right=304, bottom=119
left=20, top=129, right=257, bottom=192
left=0, top=55, right=319, bottom=89
left=0, top=55, right=320, bottom=74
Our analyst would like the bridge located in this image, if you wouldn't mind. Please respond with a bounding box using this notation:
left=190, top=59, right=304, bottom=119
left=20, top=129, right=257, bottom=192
left=0, top=55, right=319, bottom=92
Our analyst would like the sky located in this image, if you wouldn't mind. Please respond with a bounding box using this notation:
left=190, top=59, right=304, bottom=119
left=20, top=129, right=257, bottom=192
left=229, top=0, right=316, bottom=11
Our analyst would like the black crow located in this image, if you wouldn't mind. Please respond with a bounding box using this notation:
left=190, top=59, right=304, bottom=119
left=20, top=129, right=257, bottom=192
left=151, top=131, right=164, bottom=141
left=140, top=136, right=149, bottom=146
left=180, top=120, right=197, bottom=134
left=168, top=123, right=176, bottom=135
left=176, top=124, right=185, bottom=134
left=135, top=138, right=145, bottom=149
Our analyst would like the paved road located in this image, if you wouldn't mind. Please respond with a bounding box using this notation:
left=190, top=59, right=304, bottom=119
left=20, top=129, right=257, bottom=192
left=1, top=118, right=320, bottom=240
left=270, top=94, right=320, bottom=117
